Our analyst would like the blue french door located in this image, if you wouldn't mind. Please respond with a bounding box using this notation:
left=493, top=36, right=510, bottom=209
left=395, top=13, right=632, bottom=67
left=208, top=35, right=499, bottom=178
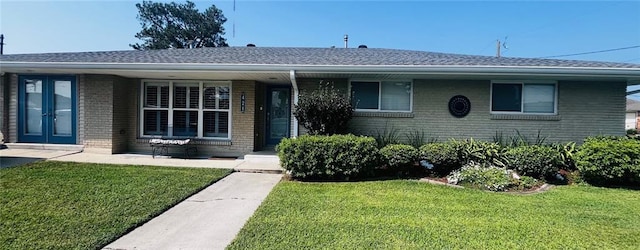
left=18, top=75, right=76, bottom=144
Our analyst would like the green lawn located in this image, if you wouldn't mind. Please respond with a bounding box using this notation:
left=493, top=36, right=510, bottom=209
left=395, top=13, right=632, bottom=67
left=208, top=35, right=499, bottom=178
left=229, top=180, right=640, bottom=250
left=0, top=161, right=231, bottom=249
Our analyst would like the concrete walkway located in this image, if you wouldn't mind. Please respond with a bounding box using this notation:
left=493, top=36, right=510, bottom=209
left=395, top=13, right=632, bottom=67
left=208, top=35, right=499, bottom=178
left=103, top=172, right=282, bottom=250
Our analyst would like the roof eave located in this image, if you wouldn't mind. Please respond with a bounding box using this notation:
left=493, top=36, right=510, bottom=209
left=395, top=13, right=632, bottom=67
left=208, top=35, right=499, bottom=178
left=2, top=61, right=640, bottom=82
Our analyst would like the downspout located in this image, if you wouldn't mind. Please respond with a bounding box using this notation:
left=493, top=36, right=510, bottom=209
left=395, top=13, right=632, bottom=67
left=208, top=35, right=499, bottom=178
left=289, top=70, right=299, bottom=138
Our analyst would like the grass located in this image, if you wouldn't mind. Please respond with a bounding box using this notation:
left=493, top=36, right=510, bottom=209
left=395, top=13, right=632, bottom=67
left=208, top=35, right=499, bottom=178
left=0, top=161, right=231, bottom=249
left=228, top=180, right=640, bottom=249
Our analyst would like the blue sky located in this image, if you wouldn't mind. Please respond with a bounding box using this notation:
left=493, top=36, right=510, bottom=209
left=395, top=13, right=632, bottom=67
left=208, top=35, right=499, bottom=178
left=1, top=0, right=639, bottom=97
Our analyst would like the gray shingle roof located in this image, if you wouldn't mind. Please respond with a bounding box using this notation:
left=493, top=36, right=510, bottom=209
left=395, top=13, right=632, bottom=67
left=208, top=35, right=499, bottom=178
left=1, top=47, right=639, bottom=68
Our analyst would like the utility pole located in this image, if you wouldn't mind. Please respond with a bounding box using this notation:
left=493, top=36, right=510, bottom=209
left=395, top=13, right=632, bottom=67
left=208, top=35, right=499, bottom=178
left=0, top=34, right=5, bottom=55
left=496, top=39, right=501, bottom=58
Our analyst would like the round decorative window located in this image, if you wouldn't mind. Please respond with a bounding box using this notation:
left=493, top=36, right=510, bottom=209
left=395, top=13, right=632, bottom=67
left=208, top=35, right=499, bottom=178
left=448, top=95, right=471, bottom=118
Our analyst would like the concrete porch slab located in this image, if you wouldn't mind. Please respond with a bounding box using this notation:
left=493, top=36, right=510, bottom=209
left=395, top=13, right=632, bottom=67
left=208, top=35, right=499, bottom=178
left=50, top=152, right=246, bottom=169
left=0, top=148, right=81, bottom=168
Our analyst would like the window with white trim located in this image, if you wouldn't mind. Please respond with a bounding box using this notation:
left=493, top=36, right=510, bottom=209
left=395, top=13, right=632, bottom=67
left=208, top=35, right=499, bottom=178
left=351, top=81, right=412, bottom=111
left=491, top=82, right=556, bottom=114
left=141, top=80, right=231, bottom=139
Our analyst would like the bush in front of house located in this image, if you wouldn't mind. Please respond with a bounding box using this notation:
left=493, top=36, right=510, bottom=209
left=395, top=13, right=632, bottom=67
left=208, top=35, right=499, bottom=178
left=447, top=162, right=539, bottom=192
left=449, top=138, right=507, bottom=167
left=380, top=144, right=419, bottom=172
left=419, top=142, right=460, bottom=175
left=419, top=139, right=507, bottom=175
left=277, top=134, right=379, bottom=180
left=550, top=142, right=578, bottom=171
left=293, top=82, right=353, bottom=135
left=504, top=145, right=563, bottom=180
left=576, top=136, right=640, bottom=186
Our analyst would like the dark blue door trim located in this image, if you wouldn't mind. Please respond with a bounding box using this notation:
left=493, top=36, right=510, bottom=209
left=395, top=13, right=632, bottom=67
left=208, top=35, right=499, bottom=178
left=18, top=75, right=77, bottom=144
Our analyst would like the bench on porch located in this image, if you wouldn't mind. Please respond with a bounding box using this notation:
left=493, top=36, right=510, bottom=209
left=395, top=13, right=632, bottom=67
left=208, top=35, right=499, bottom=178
left=149, top=138, right=198, bottom=159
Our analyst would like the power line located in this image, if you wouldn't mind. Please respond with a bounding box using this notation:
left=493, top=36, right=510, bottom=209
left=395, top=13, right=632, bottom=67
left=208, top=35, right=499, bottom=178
left=538, top=45, right=640, bottom=59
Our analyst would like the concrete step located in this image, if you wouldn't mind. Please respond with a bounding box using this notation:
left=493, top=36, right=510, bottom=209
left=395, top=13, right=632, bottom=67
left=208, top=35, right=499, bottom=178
left=5, top=143, right=84, bottom=152
left=243, top=152, right=279, bottom=164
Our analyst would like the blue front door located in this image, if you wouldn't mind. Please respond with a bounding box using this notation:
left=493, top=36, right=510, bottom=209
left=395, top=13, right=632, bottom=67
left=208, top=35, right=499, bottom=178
left=266, top=87, right=291, bottom=145
left=18, top=75, right=77, bottom=144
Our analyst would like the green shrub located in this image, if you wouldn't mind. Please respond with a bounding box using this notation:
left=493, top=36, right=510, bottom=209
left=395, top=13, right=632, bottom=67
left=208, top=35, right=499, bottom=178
left=405, top=129, right=438, bottom=148
left=550, top=142, right=578, bottom=171
left=293, top=82, right=353, bottom=135
left=373, top=123, right=401, bottom=148
left=576, top=136, right=640, bottom=186
left=380, top=144, right=419, bottom=172
left=627, top=129, right=638, bottom=135
left=420, top=139, right=507, bottom=175
left=447, top=162, right=539, bottom=191
left=449, top=139, right=507, bottom=167
left=493, top=129, right=547, bottom=147
left=277, top=134, right=379, bottom=180
left=504, top=145, right=563, bottom=179
left=419, top=143, right=459, bottom=175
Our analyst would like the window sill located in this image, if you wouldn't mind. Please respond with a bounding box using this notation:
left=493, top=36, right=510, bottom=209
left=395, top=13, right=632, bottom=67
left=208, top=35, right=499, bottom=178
left=353, top=111, right=414, bottom=118
left=137, top=138, right=232, bottom=146
left=490, top=114, right=560, bottom=121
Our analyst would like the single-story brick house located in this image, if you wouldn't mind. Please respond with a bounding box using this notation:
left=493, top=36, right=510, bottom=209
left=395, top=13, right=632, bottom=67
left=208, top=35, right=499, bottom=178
left=1, top=47, right=639, bottom=156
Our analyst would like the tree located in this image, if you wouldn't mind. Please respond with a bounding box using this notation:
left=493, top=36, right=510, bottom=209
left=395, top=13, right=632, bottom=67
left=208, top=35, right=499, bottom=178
left=131, top=1, right=228, bottom=50
left=293, top=81, right=354, bottom=135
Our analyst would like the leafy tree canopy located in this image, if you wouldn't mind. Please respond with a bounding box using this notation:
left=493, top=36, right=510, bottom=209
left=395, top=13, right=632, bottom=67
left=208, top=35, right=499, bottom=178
left=131, top=1, right=228, bottom=50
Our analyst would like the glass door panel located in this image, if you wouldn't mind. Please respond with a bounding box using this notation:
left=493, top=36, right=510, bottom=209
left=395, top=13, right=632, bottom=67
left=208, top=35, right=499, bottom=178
left=25, top=79, right=44, bottom=135
left=53, top=80, right=72, bottom=136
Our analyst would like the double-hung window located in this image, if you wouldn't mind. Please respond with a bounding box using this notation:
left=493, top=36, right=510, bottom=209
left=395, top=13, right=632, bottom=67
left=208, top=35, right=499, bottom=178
left=491, top=81, right=557, bottom=114
left=351, top=81, right=412, bottom=112
left=141, top=80, right=231, bottom=139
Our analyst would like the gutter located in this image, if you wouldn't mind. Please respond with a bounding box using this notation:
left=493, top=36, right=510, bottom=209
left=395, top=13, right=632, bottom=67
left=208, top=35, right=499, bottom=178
left=289, top=70, right=299, bottom=138
left=1, top=61, right=640, bottom=79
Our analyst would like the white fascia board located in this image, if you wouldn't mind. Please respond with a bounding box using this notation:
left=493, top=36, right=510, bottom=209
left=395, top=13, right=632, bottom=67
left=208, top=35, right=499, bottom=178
left=1, top=61, right=640, bottom=79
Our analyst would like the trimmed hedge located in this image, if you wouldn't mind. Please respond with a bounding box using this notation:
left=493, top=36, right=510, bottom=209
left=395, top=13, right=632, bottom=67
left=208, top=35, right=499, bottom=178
left=504, top=145, right=563, bottom=180
left=419, top=143, right=459, bottom=175
left=380, top=144, right=419, bottom=172
left=277, top=134, right=379, bottom=180
left=576, top=136, right=640, bottom=186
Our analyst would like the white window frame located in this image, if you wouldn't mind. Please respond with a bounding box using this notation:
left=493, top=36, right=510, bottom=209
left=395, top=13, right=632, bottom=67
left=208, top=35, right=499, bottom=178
left=139, top=80, right=232, bottom=140
left=490, top=80, right=558, bottom=115
left=349, top=80, right=413, bottom=112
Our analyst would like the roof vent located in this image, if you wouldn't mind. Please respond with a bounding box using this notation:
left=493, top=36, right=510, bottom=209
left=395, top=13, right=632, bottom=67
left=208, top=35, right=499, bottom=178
left=246, top=43, right=256, bottom=47
left=358, top=45, right=368, bottom=49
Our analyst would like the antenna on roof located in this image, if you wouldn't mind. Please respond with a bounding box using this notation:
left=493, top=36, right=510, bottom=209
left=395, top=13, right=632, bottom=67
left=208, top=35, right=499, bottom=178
left=496, top=36, right=508, bottom=58
left=496, top=36, right=509, bottom=57
left=232, top=0, right=236, bottom=38
left=0, top=34, right=5, bottom=55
